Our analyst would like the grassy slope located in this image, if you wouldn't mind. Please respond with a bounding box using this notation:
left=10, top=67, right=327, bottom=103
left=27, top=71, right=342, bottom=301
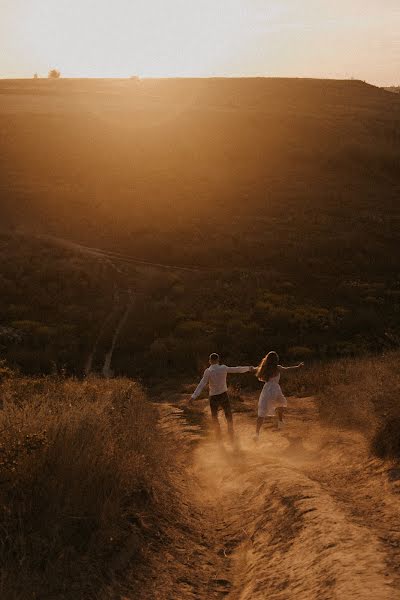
left=1, top=78, right=399, bottom=375
left=312, top=351, right=400, bottom=458
left=0, top=375, right=185, bottom=599
left=1, top=78, right=399, bottom=265
left=0, top=232, right=126, bottom=374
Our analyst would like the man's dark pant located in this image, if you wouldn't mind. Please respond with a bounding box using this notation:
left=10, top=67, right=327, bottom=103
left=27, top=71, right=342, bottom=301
left=209, top=392, right=234, bottom=441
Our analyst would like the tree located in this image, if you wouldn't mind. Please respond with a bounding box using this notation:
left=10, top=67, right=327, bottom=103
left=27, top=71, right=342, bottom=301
left=33, top=73, right=39, bottom=79
left=48, top=69, right=61, bottom=79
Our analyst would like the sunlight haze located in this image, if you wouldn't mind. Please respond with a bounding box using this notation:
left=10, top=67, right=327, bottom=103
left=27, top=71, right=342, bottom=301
left=1, top=1, right=399, bottom=84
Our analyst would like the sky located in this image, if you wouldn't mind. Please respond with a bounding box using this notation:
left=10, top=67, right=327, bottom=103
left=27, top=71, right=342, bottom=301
left=1, top=0, right=399, bottom=85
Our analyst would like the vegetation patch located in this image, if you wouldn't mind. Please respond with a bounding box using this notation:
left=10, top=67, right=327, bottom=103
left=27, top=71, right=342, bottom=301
left=0, top=376, right=180, bottom=599
left=311, top=352, right=400, bottom=459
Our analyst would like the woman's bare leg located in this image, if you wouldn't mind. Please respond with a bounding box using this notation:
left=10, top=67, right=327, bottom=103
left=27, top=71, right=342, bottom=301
left=256, top=417, right=264, bottom=437
left=276, top=407, right=286, bottom=429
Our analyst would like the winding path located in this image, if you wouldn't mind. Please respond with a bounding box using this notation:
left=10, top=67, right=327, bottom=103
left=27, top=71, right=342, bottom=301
left=145, top=395, right=400, bottom=599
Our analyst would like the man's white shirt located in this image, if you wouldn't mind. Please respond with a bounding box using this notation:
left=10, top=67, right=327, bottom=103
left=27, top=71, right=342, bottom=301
left=191, top=364, right=253, bottom=399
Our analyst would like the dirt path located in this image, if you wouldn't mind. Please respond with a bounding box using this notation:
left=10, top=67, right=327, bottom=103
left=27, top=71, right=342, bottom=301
left=37, top=234, right=202, bottom=272
left=102, top=290, right=134, bottom=377
left=150, top=395, right=400, bottom=600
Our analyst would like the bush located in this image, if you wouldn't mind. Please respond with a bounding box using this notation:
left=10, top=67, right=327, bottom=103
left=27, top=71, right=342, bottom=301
left=48, top=69, right=61, bottom=79
left=371, top=417, right=400, bottom=460
left=0, top=359, right=14, bottom=383
left=287, top=346, right=314, bottom=359
left=0, top=377, right=178, bottom=599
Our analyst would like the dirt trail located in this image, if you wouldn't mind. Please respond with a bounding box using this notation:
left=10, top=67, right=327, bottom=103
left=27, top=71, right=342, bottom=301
left=37, top=234, right=202, bottom=272
left=102, top=290, right=134, bottom=377
left=151, top=395, right=400, bottom=600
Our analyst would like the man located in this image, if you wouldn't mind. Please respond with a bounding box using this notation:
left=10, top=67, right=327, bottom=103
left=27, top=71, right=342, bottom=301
left=189, top=353, right=255, bottom=441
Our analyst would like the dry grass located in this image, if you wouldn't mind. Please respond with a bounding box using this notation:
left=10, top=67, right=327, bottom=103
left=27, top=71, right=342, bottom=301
left=0, top=376, right=178, bottom=599
left=304, top=352, right=400, bottom=459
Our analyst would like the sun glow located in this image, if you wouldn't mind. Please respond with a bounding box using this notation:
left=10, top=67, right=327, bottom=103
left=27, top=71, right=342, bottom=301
left=1, top=0, right=399, bottom=84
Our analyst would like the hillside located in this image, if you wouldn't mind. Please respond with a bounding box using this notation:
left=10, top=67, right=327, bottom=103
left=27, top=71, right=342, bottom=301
left=0, top=232, right=133, bottom=374
left=1, top=78, right=400, bottom=376
left=1, top=78, right=399, bottom=265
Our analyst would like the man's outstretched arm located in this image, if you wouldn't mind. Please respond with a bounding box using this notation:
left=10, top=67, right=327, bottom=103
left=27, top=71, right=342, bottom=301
left=226, top=366, right=255, bottom=374
left=191, top=369, right=210, bottom=400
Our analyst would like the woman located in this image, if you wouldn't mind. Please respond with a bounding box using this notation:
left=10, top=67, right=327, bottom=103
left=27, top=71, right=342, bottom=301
left=254, top=351, right=304, bottom=440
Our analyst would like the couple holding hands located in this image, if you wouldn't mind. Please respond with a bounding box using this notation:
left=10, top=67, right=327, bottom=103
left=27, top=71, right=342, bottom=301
left=188, top=351, right=304, bottom=441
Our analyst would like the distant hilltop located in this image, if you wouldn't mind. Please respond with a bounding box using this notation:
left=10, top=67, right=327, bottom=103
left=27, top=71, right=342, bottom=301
left=384, top=86, right=400, bottom=94
left=0, top=75, right=391, bottom=102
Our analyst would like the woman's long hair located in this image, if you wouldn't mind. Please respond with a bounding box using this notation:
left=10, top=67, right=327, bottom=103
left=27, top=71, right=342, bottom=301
left=256, top=351, right=279, bottom=382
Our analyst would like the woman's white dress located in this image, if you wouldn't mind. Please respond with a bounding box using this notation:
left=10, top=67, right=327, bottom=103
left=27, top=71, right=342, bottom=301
left=258, top=372, right=287, bottom=417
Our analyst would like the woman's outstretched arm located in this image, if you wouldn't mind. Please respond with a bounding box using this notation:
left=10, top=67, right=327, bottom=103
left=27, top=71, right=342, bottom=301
left=278, top=362, right=304, bottom=371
